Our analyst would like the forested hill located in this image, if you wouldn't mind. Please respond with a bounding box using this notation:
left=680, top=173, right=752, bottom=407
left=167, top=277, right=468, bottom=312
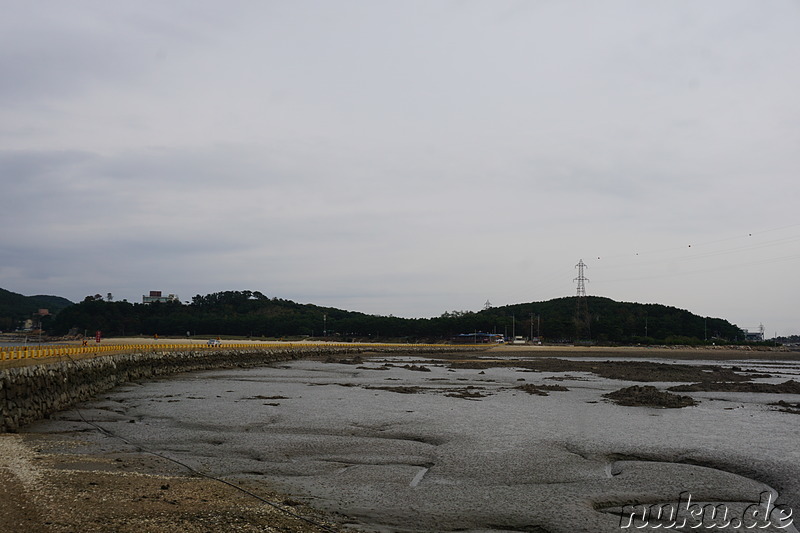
left=482, top=296, right=742, bottom=344
left=0, top=288, right=73, bottom=332
left=48, top=290, right=745, bottom=344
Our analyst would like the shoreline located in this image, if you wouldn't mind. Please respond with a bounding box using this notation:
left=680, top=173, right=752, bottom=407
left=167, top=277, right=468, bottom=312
left=3, top=347, right=799, bottom=532
left=489, top=343, right=800, bottom=360
left=5, top=335, right=796, bottom=356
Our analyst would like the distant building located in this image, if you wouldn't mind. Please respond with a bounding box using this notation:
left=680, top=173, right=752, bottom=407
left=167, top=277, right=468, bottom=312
left=743, top=330, right=765, bottom=342
left=22, top=310, right=50, bottom=331
left=453, top=333, right=504, bottom=344
left=142, top=291, right=179, bottom=304
left=743, top=324, right=765, bottom=342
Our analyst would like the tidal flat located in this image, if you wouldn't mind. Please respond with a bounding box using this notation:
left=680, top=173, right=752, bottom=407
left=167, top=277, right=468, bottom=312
left=27, top=349, right=800, bottom=532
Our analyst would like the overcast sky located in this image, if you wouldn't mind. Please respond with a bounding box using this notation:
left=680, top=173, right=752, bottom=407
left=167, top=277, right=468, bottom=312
left=2, top=1, right=799, bottom=336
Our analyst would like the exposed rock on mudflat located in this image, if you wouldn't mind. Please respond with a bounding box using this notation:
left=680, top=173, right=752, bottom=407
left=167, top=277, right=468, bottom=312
left=669, top=379, right=800, bottom=393
left=604, top=385, right=697, bottom=408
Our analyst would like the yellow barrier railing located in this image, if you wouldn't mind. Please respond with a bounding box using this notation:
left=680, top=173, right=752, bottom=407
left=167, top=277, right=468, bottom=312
left=0, top=341, right=469, bottom=362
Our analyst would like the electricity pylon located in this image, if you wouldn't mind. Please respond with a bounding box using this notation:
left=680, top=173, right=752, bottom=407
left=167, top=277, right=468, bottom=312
left=574, top=259, right=590, bottom=342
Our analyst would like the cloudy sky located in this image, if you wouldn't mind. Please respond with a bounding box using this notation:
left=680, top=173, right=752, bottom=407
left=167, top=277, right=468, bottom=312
left=2, top=1, right=799, bottom=336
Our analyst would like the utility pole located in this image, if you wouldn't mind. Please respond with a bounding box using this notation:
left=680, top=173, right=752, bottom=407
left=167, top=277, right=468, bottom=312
left=530, top=313, right=534, bottom=342
left=574, top=259, right=590, bottom=342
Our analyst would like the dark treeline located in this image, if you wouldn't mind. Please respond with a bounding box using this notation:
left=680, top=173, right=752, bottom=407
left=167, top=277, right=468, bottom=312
left=48, top=290, right=747, bottom=344
left=484, top=297, right=743, bottom=344
left=0, top=288, right=73, bottom=333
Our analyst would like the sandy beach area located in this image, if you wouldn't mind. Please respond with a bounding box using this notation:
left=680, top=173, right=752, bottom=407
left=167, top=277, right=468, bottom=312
left=0, top=432, right=339, bottom=532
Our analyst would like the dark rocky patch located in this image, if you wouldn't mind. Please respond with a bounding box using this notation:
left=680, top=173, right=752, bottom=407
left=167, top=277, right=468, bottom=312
left=403, top=364, right=431, bottom=372
left=324, top=355, right=364, bottom=365
left=364, top=385, right=425, bottom=394
left=545, top=374, right=591, bottom=382
left=605, top=385, right=697, bottom=408
left=247, top=395, right=289, bottom=400
left=669, top=379, right=800, bottom=393
left=514, top=384, right=570, bottom=396
left=445, top=386, right=488, bottom=400
left=446, top=358, right=751, bottom=383
left=771, top=400, right=800, bottom=414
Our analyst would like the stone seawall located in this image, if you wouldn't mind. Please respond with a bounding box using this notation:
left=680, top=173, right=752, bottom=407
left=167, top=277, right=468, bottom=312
left=0, top=345, right=479, bottom=433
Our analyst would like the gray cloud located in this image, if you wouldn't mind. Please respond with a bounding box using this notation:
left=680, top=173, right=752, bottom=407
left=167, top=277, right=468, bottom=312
left=1, top=0, right=798, bottom=334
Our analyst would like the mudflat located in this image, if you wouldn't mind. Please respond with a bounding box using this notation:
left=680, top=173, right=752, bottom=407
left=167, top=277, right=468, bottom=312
left=4, top=346, right=799, bottom=532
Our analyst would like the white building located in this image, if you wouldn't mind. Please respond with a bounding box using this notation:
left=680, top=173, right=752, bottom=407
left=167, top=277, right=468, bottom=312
left=142, top=291, right=179, bottom=304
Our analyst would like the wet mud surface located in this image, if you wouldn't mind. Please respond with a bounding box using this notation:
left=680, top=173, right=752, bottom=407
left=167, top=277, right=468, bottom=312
left=26, top=352, right=800, bottom=533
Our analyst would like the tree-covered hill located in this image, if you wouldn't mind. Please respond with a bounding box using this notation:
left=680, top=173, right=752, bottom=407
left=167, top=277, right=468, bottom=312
left=0, top=288, right=73, bottom=332
left=481, top=296, right=742, bottom=344
left=47, top=290, right=746, bottom=344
